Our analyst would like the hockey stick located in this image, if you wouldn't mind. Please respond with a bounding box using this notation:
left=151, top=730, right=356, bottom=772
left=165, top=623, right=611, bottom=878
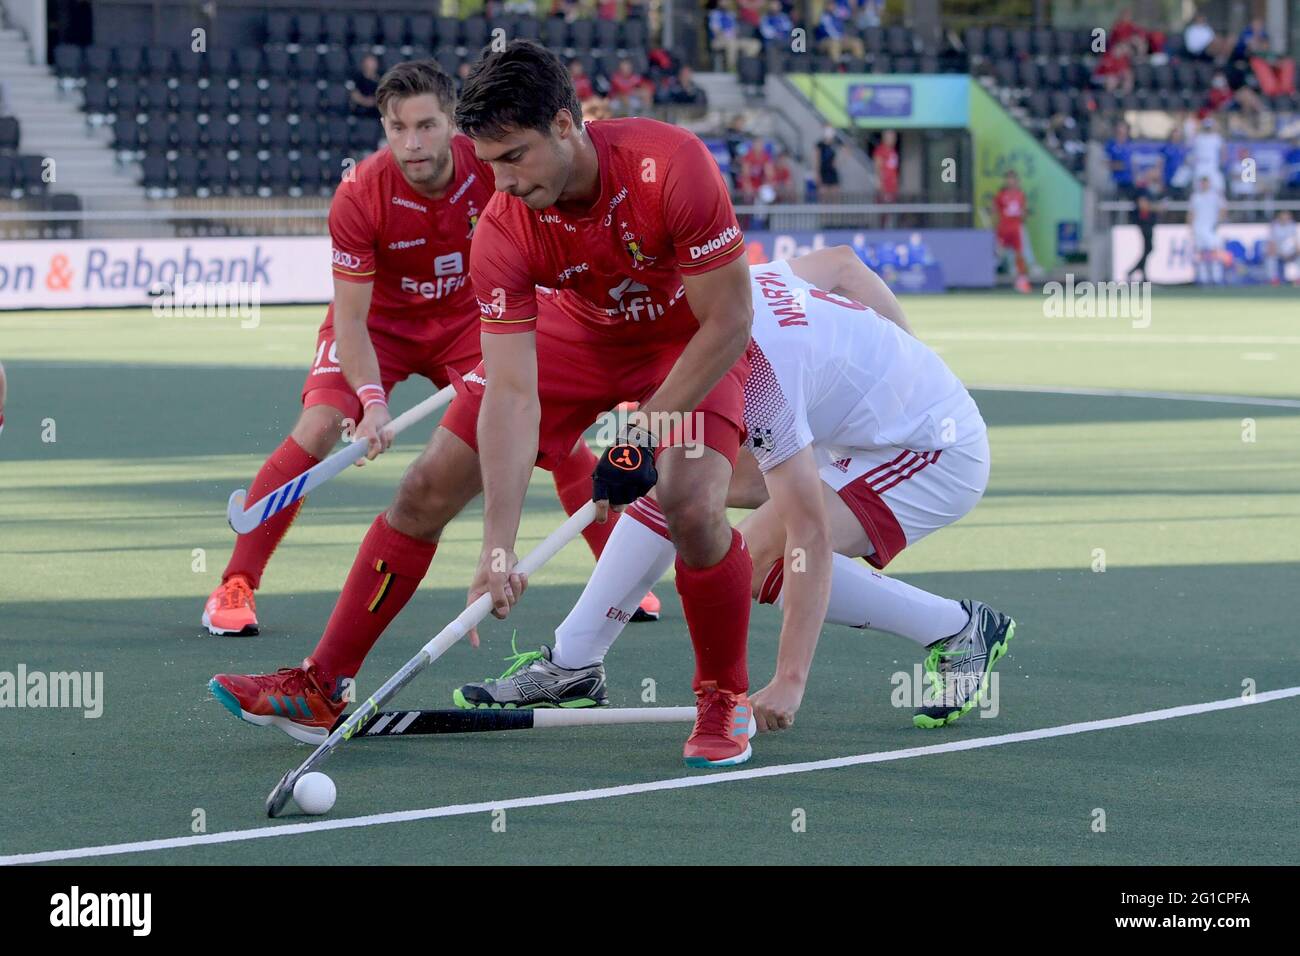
left=343, top=706, right=697, bottom=737
left=265, top=501, right=598, bottom=817
left=226, top=383, right=455, bottom=534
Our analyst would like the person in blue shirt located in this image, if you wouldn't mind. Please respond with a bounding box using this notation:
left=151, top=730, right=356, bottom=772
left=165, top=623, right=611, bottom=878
left=817, top=1, right=865, bottom=60
left=759, top=0, right=793, bottom=45
left=1106, top=121, right=1134, bottom=192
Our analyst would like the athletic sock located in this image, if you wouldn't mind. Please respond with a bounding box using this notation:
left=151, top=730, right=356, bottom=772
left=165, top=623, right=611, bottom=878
left=676, top=528, right=751, bottom=694
left=552, top=497, right=676, bottom=669
left=309, top=513, right=437, bottom=693
left=550, top=440, right=617, bottom=559
left=224, top=436, right=320, bottom=589
left=761, top=552, right=968, bottom=645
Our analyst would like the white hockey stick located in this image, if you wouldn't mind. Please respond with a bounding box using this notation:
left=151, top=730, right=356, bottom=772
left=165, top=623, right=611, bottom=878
left=226, top=383, right=455, bottom=534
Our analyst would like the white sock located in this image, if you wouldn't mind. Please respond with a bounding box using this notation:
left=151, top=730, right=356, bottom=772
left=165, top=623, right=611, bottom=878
left=551, top=501, right=676, bottom=669
left=1211, top=258, right=1224, bottom=284
left=774, top=552, right=969, bottom=645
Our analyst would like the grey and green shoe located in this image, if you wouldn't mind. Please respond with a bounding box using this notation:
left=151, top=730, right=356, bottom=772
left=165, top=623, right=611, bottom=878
left=453, top=639, right=608, bottom=710
left=913, top=599, right=1015, bottom=729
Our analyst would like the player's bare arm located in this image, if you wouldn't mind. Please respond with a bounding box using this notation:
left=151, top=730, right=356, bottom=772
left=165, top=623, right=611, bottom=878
left=331, top=276, right=392, bottom=461
left=789, top=246, right=915, bottom=336
left=471, top=328, right=540, bottom=624
left=748, top=444, right=833, bottom=732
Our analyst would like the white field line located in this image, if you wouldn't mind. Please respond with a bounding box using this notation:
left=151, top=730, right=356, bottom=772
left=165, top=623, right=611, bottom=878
left=3, top=686, right=1297, bottom=865
left=932, top=331, right=1300, bottom=345
left=970, top=384, right=1300, bottom=408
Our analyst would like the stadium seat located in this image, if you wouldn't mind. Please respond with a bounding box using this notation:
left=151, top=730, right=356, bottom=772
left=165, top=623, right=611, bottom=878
left=1016, top=60, right=1039, bottom=87
left=202, top=153, right=231, bottom=194
left=623, top=19, right=646, bottom=51
left=380, top=49, right=407, bottom=73
left=207, top=85, right=238, bottom=116
left=292, top=82, right=322, bottom=115
left=294, top=48, right=320, bottom=79
left=1053, top=28, right=1077, bottom=56
left=463, top=15, right=488, bottom=52
left=986, top=28, right=1009, bottom=59
left=595, top=20, right=619, bottom=51
left=54, top=44, right=83, bottom=79
left=0, top=116, right=20, bottom=152
left=116, top=46, right=144, bottom=77
left=264, top=122, right=293, bottom=153
left=349, top=120, right=378, bottom=151
left=175, top=83, right=203, bottom=114
left=265, top=12, right=292, bottom=45
left=174, top=48, right=207, bottom=81
left=322, top=48, right=351, bottom=81
left=1032, top=28, right=1054, bottom=56
left=894, top=56, right=918, bottom=74
left=886, top=27, right=912, bottom=57
left=206, top=119, right=236, bottom=151
left=142, top=115, right=171, bottom=150
left=173, top=116, right=202, bottom=150
left=265, top=153, right=293, bottom=189
left=262, top=84, right=292, bottom=115
left=323, top=14, right=351, bottom=47
left=143, top=46, right=175, bottom=77
left=265, top=48, right=291, bottom=79
left=295, top=152, right=322, bottom=190
left=515, top=16, right=541, bottom=42
left=963, top=27, right=986, bottom=59
left=83, top=46, right=113, bottom=82
left=409, top=14, right=435, bottom=48
left=235, top=153, right=264, bottom=195
left=296, top=13, right=323, bottom=48
left=1009, top=28, right=1032, bottom=57
left=112, top=118, right=140, bottom=153
left=174, top=153, right=201, bottom=194
left=544, top=18, right=568, bottom=51
left=234, top=49, right=265, bottom=81
left=1040, top=60, right=1064, bottom=87
left=0, top=155, right=17, bottom=196
left=570, top=18, right=595, bottom=51
left=322, top=85, right=351, bottom=116
left=19, top=155, right=48, bottom=195
left=353, top=14, right=380, bottom=48
left=293, top=117, right=322, bottom=150
left=381, top=14, right=408, bottom=49
left=435, top=47, right=459, bottom=76
left=325, top=116, right=351, bottom=148
left=994, top=60, right=1016, bottom=88
left=140, top=153, right=170, bottom=191
left=738, top=56, right=765, bottom=89
left=82, top=83, right=113, bottom=118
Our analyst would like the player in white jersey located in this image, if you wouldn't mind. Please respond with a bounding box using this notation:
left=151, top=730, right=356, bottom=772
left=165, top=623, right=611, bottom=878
left=455, top=247, right=1015, bottom=731
left=1189, top=175, right=1226, bottom=285
left=1190, top=117, right=1225, bottom=192
left=1265, top=210, right=1298, bottom=285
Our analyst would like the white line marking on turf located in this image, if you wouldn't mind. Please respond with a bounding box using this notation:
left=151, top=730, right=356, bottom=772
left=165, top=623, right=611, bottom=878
left=932, top=331, right=1300, bottom=346
left=3, top=687, right=1297, bottom=865
left=1241, top=352, right=1277, bottom=361
left=971, top=384, right=1300, bottom=408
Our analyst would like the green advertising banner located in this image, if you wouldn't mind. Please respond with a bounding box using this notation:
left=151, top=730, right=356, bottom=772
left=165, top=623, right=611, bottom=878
left=789, top=74, right=1083, bottom=268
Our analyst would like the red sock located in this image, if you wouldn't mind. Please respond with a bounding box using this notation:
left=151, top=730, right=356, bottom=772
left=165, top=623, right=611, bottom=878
left=551, top=441, right=616, bottom=558
left=224, top=436, right=320, bottom=589
left=674, top=529, right=752, bottom=694
left=309, top=513, right=437, bottom=691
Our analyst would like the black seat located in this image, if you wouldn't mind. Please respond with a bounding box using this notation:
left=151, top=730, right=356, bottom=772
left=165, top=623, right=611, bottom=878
left=265, top=12, right=292, bottom=45
left=463, top=15, right=488, bottom=51
left=435, top=16, right=461, bottom=48
left=83, top=46, right=113, bottom=81
left=264, top=123, right=293, bottom=152
left=352, top=14, right=380, bottom=47
left=173, top=153, right=201, bottom=194
left=234, top=48, right=264, bottom=80
left=265, top=48, right=291, bottom=79
left=381, top=14, right=408, bottom=48
left=54, top=44, right=83, bottom=78
left=321, top=48, right=351, bottom=81
left=515, top=16, right=541, bottom=42
left=296, top=13, right=323, bottom=48
left=295, top=152, right=323, bottom=191
left=738, top=56, right=764, bottom=87
left=293, top=117, right=322, bottom=149
left=83, top=82, right=113, bottom=117
left=409, top=15, right=434, bottom=48
left=293, top=82, right=321, bottom=114
left=140, top=152, right=170, bottom=190
left=173, top=116, right=202, bottom=149
left=112, top=118, right=140, bottom=151
left=235, top=153, right=264, bottom=194
left=595, top=20, right=619, bottom=51
left=325, top=116, right=350, bottom=147
left=265, top=152, right=293, bottom=189
left=544, top=18, right=568, bottom=50
left=116, top=46, right=144, bottom=77
left=963, top=27, right=986, bottom=58
left=623, top=20, right=645, bottom=50
left=142, top=115, right=171, bottom=149
left=0, top=155, right=17, bottom=195
left=202, top=153, right=231, bottom=192
left=206, top=118, right=236, bottom=151
left=322, top=85, right=351, bottom=115
left=323, top=14, right=351, bottom=47
left=570, top=19, right=595, bottom=51
left=294, top=48, right=320, bottom=79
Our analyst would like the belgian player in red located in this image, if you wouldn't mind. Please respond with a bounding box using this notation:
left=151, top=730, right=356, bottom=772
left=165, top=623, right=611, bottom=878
left=991, top=169, right=1032, bottom=293
left=210, top=43, right=757, bottom=768
left=202, top=61, right=652, bottom=636
left=457, top=41, right=757, bottom=767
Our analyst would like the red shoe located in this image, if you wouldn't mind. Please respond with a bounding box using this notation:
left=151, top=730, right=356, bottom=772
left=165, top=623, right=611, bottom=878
left=683, top=681, right=755, bottom=768
left=630, top=589, right=661, bottom=623
left=202, top=574, right=259, bottom=636
left=209, top=659, right=346, bottom=744
left=1013, top=275, right=1032, bottom=294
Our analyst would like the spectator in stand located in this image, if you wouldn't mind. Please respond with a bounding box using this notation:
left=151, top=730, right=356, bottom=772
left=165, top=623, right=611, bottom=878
left=1183, top=13, right=1222, bottom=62
left=816, top=126, right=841, bottom=200
left=1265, top=211, right=1298, bottom=284
left=738, top=139, right=774, bottom=203
left=502, top=0, right=537, bottom=12
left=1127, top=167, right=1162, bottom=282
left=608, top=57, right=653, bottom=115
left=759, top=1, right=793, bottom=47
left=349, top=53, right=381, bottom=120
left=737, top=0, right=764, bottom=28
left=596, top=0, right=619, bottom=19
left=455, top=60, right=473, bottom=94
left=625, top=0, right=648, bottom=18
left=1106, top=121, right=1134, bottom=193
left=568, top=58, right=595, bottom=102
left=1189, top=174, right=1226, bottom=285
left=582, top=95, right=613, bottom=122
left=769, top=143, right=795, bottom=202
left=1094, top=38, right=1135, bottom=94
left=710, top=0, right=763, bottom=72
left=1237, top=18, right=1296, bottom=97
left=817, top=0, right=866, bottom=62
left=660, top=64, right=709, bottom=107
left=853, top=0, right=883, bottom=32
left=873, top=129, right=899, bottom=203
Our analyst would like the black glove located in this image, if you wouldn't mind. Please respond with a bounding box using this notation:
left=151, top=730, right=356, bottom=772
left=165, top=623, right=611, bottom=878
left=592, top=426, right=658, bottom=507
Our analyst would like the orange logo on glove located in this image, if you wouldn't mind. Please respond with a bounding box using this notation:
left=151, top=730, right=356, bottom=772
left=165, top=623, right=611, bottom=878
left=610, top=445, right=642, bottom=471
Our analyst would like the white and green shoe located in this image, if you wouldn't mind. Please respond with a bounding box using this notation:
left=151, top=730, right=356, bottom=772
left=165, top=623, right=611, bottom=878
left=453, top=639, right=608, bottom=710
left=913, top=600, right=1016, bottom=729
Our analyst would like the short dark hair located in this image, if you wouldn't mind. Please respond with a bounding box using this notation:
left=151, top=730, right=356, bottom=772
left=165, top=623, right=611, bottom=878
left=455, top=40, right=582, bottom=140
left=375, top=60, right=456, bottom=119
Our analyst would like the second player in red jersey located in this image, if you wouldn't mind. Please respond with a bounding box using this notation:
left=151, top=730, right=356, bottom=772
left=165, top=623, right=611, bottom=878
left=991, top=169, right=1031, bottom=292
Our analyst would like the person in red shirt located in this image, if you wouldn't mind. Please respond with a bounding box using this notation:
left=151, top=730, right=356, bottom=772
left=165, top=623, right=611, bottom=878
left=209, top=46, right=752, bottom=769
left=204, top=61, right=657, bottom=641
left=873, top=129, right=899, bottom=203
left=607, top=58, right=653, bottom=116
left=452, top=41, right=756, bottom=767
left=738, top=139, right=773, bottom=201
left=991, top=169, right=1031, bottom=292
left=567, top=57, right=594, bottom=102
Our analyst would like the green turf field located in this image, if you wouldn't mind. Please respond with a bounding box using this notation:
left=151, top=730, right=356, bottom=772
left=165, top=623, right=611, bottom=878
left=1, top=287, right=1297, bottom=865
